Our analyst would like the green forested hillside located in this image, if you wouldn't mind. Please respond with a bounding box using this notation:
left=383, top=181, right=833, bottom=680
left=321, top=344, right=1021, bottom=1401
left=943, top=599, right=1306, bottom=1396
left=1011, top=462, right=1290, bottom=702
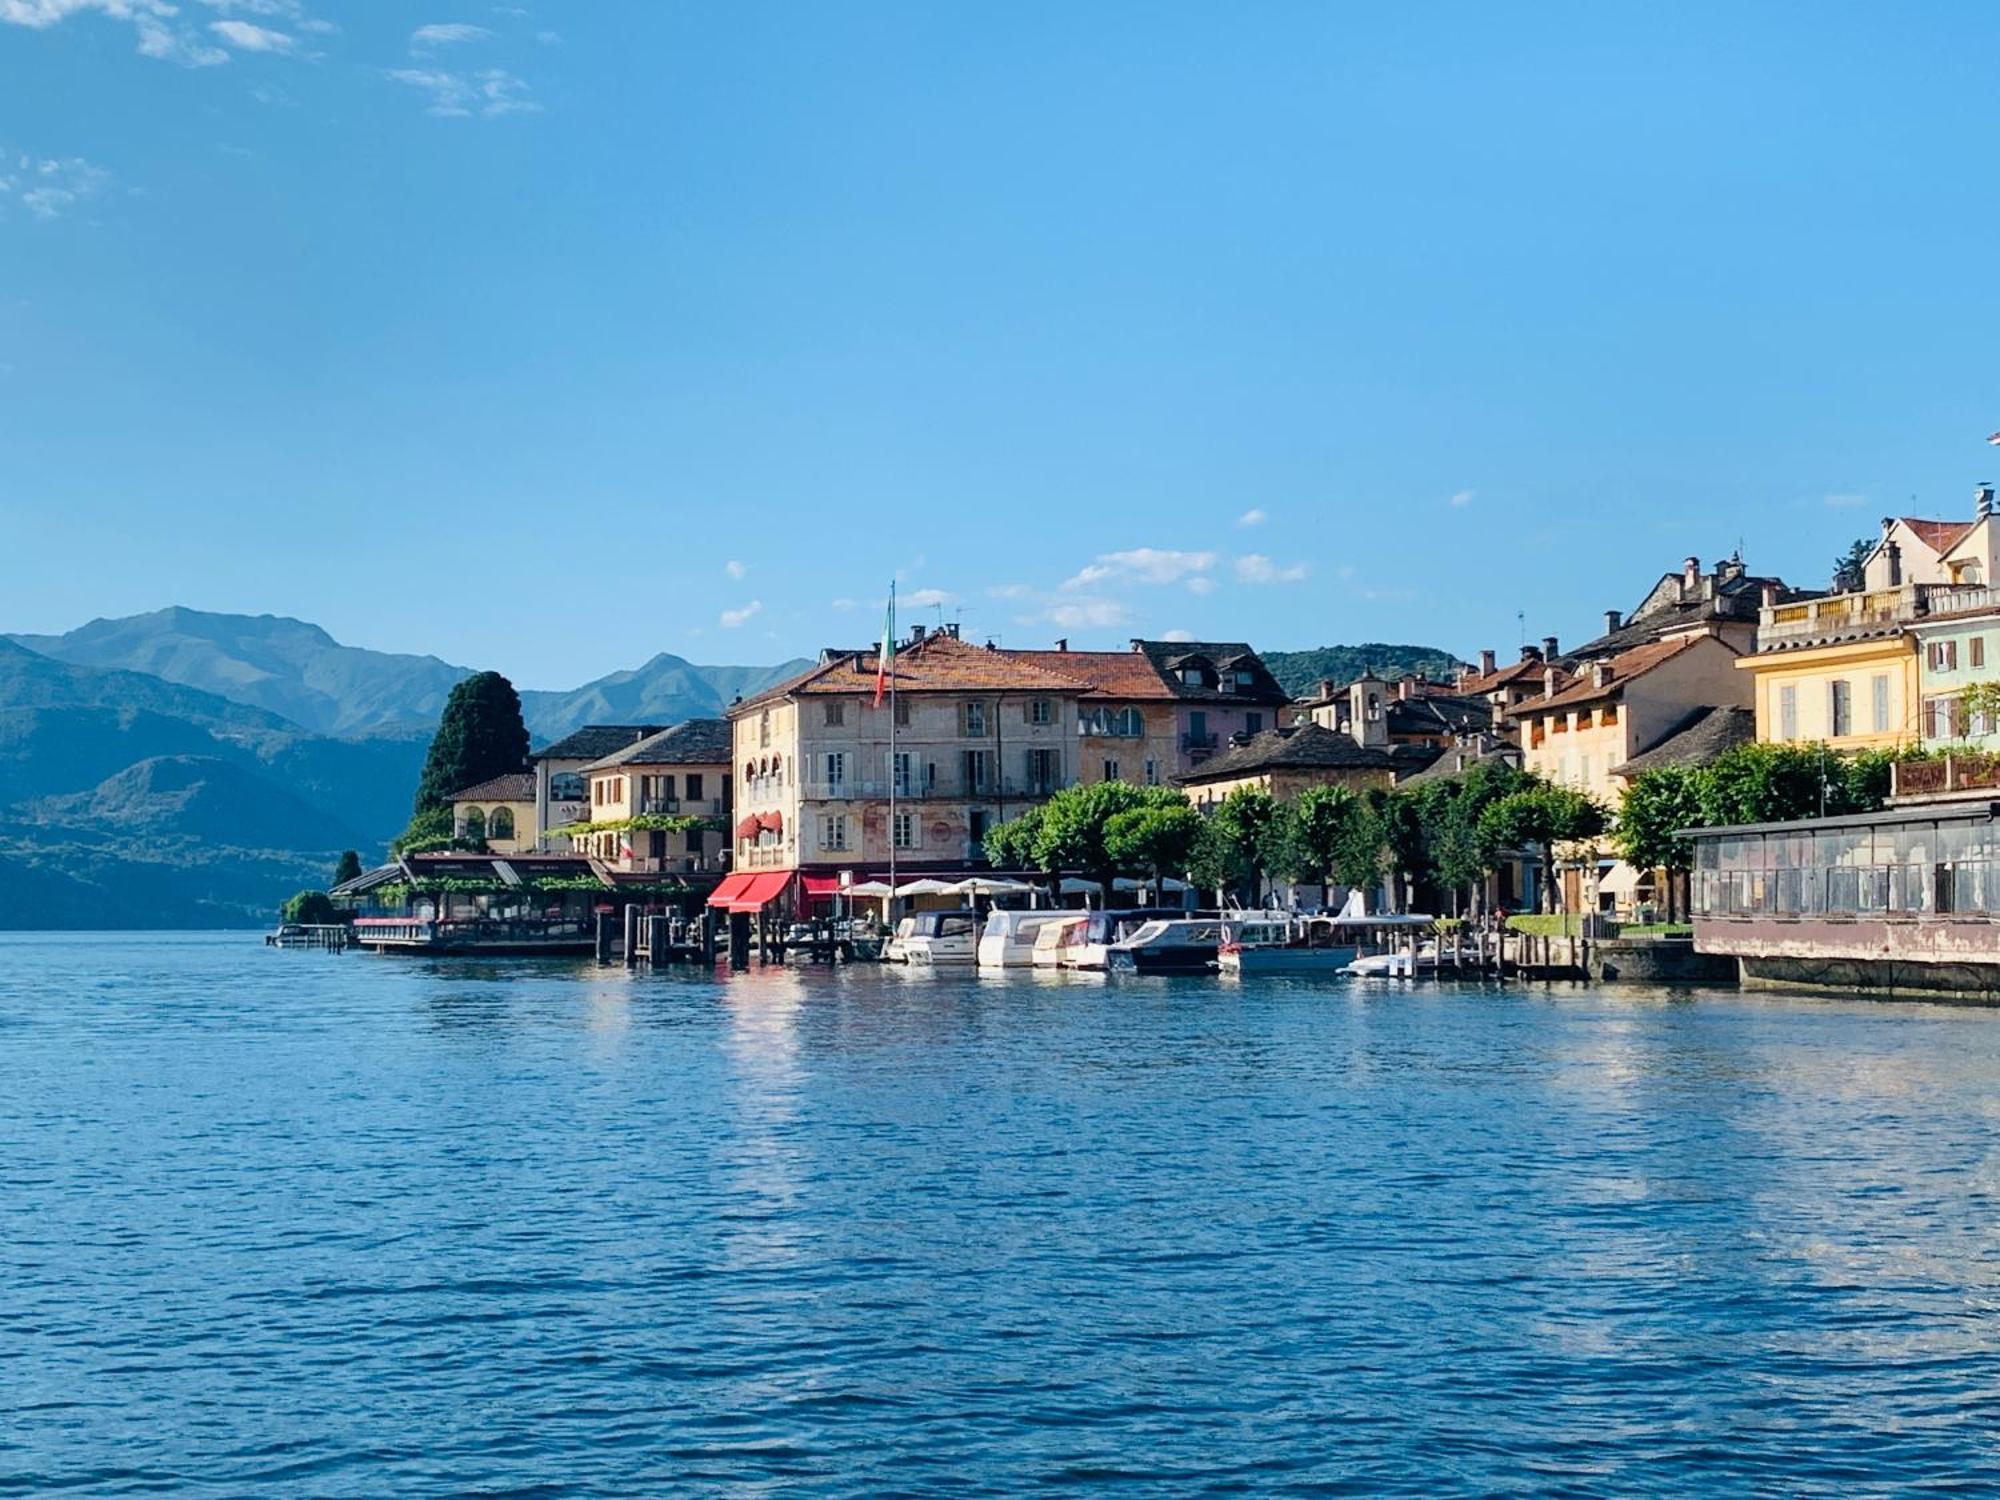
left=1260, top=644, right=1467, bottom=698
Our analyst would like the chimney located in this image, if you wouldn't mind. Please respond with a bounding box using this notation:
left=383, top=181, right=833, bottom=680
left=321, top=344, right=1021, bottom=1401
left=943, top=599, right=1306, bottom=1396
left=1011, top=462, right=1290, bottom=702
left=1760, top=582, right=1779, bottom=609
left=944, top=622, right=961, bottom=640
left=1397, top=677, right=1414, bottom=701
left=1479, top=649, right=1496, bottom=675
left=1603, top=609, right=1622, bottom=635
left=1054, top=638, right=1068, bottom=652
left=1542, top=635, right=1559, bottom=662
left=1886, top=540, right=1903, bottom=588
left=1591, top=660, right=1612, bottom=689
left=1520, top=645, right=1542, bottom=663
left=1683, top=555, right=1700, bottom=589
left=909, top=623, right=928, bottom=644
left=1978, top=483, right=1995, bottom=519
left=1543, top=665, right=1559, bottom=697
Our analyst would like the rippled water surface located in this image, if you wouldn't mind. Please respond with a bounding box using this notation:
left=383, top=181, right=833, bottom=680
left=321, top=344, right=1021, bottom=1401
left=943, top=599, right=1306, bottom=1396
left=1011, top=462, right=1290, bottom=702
left=6, top=933, right=2000, bottom=1495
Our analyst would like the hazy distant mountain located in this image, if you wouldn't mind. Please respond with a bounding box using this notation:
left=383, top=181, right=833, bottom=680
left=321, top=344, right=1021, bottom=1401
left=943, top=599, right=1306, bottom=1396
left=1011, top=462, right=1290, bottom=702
left=9, top=609, right=810, bottom=744
left=9, top=608, right=469, bottom=737
left=521, top=653, right=810, bottom=742
left=21, top=756, right=370, bottom=850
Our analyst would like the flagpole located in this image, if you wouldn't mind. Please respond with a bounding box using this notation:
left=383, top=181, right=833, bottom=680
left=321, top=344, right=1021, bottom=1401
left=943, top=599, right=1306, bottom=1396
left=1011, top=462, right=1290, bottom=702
left=887, top=581, right=897, bottom=917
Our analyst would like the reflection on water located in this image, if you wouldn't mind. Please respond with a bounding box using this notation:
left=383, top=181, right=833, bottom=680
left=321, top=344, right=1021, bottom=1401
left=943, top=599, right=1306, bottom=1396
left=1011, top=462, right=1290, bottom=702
left=3, top=933, right=2000, bottom=1495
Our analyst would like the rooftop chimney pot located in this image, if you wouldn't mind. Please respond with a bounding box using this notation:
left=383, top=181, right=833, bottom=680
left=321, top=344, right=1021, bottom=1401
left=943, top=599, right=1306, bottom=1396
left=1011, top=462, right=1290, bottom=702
left=1542, top=635, right=1559, bottom=661
left=1479, top=649, right=1496, bottom=675
left=1978, top=483, right=1995, bottom=519
left=1604, top=609, right=1623, bottom=634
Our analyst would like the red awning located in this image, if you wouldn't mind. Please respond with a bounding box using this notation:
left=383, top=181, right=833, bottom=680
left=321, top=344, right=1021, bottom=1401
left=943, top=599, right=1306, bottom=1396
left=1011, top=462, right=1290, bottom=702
left=706, top=871, right=792, bottom=912
left=706, top=872, right=755, bottom=908
left=758, top=811, right=785, bottom=834
left=734, top=816, right=761, bottom=841
left=799, top=874, right=843, bottom=903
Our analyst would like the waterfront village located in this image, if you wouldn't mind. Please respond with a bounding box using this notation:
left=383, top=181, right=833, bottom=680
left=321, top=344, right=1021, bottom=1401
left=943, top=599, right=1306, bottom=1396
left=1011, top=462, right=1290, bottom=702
left=320, top=481, right=2000, bottom=997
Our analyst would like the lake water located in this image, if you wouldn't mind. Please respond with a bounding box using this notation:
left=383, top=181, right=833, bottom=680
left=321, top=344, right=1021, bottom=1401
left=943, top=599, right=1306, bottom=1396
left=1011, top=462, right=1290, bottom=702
left=4, top=933, right=2000, bottom=1495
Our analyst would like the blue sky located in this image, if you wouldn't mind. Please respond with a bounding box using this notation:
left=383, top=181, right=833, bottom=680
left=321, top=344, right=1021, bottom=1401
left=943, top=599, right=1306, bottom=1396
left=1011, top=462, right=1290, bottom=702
left=3, top=2, right=1998, bottom=688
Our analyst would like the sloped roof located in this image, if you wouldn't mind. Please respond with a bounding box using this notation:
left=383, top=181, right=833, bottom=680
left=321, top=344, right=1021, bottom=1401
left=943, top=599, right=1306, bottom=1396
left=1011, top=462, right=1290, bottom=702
left=1133, top=640, right=1290, bottom=705
left=582, top=718, right=732, bottom=770
left=533, top=725, right=667, bottom=762
left=1507, top=633, right=1727, bottom=716
left=1611, top=706, right=1756, bottom=777
left=447, top=772, right=535, bottom=803
left=1458, top=656, right=1572, bottom=695
left=731, top=633, right=1096, bottom=714
left=1395, top=739, right=1524, bottom=787
left=1009, top=648, right=1179, bottom=700
left=1176, top=723, right=1398, bottom=784
left=1900, top=517, right=1974, bottom=555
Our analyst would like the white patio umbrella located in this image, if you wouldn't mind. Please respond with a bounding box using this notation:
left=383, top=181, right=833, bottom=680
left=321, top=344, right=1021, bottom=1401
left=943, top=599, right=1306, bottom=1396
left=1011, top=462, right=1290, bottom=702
left=946, top=876, right=1038, bottom=898
left=893, top=877, right=954, bottom=898
left=1114, top=876, right=1189, bottom=893
left=845, top=880, right=894, bottom=898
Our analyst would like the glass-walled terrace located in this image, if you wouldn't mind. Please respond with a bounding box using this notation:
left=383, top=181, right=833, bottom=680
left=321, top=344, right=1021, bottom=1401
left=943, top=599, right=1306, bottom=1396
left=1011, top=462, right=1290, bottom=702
left=1692, top=812, right=2000, bottom=919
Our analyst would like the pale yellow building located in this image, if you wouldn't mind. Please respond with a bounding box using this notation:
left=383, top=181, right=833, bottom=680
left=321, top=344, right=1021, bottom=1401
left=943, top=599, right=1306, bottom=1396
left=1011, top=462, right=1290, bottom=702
left=572, top=719, right=732, bottom=875
left=448, top=772, right=537, bottom=855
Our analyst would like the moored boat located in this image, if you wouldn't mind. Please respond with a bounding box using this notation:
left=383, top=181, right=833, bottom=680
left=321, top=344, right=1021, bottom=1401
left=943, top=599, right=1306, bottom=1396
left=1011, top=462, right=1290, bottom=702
left=978, top=909, right=1076, bottom=968
left=1218, top=912, right=1438, bottom=975
left=887, top=909, right=981, bottom=965
left=1105, top=917, right=1226, bottom=975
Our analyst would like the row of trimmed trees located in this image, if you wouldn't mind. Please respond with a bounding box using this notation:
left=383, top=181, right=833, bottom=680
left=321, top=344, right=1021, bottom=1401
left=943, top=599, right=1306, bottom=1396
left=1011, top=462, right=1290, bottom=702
left=983, top=766, right=1611, bottom=914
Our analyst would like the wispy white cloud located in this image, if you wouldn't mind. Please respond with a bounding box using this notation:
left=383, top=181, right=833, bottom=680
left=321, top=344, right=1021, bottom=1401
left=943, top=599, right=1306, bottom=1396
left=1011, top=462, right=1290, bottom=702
left=1185, top=576, right=1216, bottom=596
left=3, top=153, right=110, bottom=220
left=830, top=597, right=859, bottom=613
left=1028, top=599, right=1131, bottom=631
left=903, top=587, right=955, bottom=609
left=1237, top=507, right=1267, bottom=528
left=410, top=21, right=490, bottom=49
left=0, top=0, right=336, bottom=65
left=986, top=583, right=1032, bottom=600
left=719, top=600, right=763, bottom=629
left=387, top=66, right=538, bottom=117
left=1824, top=493, right=1868, bottom=509
left=1448, top=488, right=1475, bottom=509
left=210, top=18, right=297, bottom=52
left=724, top=559, right=746, bottom=580
left=1061, top=547, right=1215, bottom=590
left=1234, top=554, right=1308, bottom=584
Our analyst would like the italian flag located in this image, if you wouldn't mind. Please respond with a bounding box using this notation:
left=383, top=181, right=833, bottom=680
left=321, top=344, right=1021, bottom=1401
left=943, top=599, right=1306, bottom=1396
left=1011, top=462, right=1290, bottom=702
left=874, top=586, right=895, bottom=708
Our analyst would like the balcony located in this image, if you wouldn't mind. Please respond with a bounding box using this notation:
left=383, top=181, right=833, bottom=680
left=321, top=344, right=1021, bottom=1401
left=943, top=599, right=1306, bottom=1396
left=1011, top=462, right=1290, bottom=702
left=798, top=779, right=1060, bottom=801
left=1180, top=732, right=1219, bottom=752
left=1890, top=754, right=2000, bottom=802
left=1756, top=584, right=1932, bottom=650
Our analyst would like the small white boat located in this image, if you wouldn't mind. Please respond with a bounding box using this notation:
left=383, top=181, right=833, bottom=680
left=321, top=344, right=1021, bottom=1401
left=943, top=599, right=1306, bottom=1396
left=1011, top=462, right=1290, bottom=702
left=887, top=909, right=982, bottom=965
left=1031, top=915, right=1087, bottom=968
left=1060, top=908, right=1186, bottom=970
left=1345, top=939, right=1441, bottom=977
left=978, top=909, right=1075, bottom=968
left=1105, top=917, right=1226, bottom=975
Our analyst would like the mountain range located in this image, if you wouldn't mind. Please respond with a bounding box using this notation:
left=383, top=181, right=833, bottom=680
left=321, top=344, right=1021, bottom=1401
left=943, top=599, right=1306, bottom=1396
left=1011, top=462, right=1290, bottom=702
left=0, top=609, right=1459, bottom=929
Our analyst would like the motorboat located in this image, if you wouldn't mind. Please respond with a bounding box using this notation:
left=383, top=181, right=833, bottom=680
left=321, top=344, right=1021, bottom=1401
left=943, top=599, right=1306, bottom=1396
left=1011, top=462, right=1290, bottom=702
left=1059, top=908, right=1189, bottom=970
left=1105, top=917, right=1227, bottom=975
left=978, top=909, right=1075, bottom=968
left=886, top=909, right=981, bottom=965
left=1218, top=910, right=1438, bottom=975
left=1345, top=940, right=1441, bottom=978
left=1030, top=914, right=1088, bottom=968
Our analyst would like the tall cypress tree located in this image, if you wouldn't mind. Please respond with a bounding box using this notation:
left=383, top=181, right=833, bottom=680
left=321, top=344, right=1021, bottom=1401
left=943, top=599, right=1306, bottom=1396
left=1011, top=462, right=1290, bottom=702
left=332, top=849, right=364, bottom=886
left=411, top=671, right=531, bottom=816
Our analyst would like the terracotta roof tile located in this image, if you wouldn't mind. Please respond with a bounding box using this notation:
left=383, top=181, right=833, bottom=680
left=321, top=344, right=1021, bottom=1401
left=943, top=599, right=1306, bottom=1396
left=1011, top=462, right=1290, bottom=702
left=730, top=634, right=1096, bottom=713
left=1009, top=649, right=1178, bottom=699
left=1506, top=633, right=1726, bottom=716
left=1902, top=517, right=1974, bottom=555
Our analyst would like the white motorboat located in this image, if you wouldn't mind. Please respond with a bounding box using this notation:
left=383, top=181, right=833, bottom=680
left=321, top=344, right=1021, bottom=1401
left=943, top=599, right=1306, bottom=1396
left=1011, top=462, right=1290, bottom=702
left=977, top=909, right=1075, bottom=968
left=1105, top=917, right=1227, bottom=975
left=1030, top=914, right=1087, bottom=968
left=1059, top=908, right=1187, bottom=970
left=886, top=909, right=981, bottom=965
left=1345, top=939, right=1441, bottom=977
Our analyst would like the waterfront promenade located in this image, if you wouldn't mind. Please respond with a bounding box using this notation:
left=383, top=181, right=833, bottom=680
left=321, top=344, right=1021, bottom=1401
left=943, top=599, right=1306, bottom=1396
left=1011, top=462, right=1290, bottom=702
left=5, top=932, right=1998, bottom=1494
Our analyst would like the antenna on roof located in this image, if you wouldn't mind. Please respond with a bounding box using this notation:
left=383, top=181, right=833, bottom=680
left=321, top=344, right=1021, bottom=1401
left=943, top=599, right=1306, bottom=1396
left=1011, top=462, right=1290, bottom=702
left=1517, top=610, right=1525, bottom=647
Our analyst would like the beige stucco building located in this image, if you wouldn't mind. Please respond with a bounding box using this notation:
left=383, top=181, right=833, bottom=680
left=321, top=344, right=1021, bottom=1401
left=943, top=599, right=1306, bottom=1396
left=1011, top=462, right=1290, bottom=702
left=572, top=719, right=732, bottom=875
left=448, top=772, right=537, bottom=855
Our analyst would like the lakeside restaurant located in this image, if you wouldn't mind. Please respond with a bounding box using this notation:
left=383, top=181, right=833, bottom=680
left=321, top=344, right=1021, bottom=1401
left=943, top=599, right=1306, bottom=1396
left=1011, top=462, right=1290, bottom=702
left=1687, top=798, right=2000, bottom=994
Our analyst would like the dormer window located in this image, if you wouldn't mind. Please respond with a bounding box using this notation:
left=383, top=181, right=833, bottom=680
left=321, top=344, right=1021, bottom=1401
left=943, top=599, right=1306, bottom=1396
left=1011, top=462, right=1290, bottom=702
left=1181, top=667, right=1202, bottom=685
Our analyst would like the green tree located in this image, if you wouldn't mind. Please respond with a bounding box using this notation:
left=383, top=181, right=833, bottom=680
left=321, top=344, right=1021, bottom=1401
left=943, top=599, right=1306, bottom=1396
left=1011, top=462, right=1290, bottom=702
left=1377, top=789, right=1428, bottom=912
left=332, top=849, right=364, bottom=887
left=1207, top=786, right=1280, bottom=905
left=983, top=805, right=1044, bottom=871
left=410, top=671, right=530, bottom=817
left=1103, top=802, right=1206, bottom=896
left=1616, top=766, right=1707, bottom=921
left=1018, top=781, right=1182, bottom=892
left=1832, top=537, right=1872, bottom=592
left=1479, top=784, right=1608, bottom=912
left=1701, top=742, right=1851, bottom=826
left=1268, top=784, right=1355, bottom=891
left=281, top=889, right=341, bottom=925
left=391, top=803, right=458, bottom=856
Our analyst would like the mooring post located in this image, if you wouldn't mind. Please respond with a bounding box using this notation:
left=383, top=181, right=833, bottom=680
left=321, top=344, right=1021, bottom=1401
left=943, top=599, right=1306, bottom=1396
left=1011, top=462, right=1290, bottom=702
left=623, top=903, right=639, bottom=966
left=594, top=911, right=613, bottom=964
left=647, top=913, right=667, bottom=966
